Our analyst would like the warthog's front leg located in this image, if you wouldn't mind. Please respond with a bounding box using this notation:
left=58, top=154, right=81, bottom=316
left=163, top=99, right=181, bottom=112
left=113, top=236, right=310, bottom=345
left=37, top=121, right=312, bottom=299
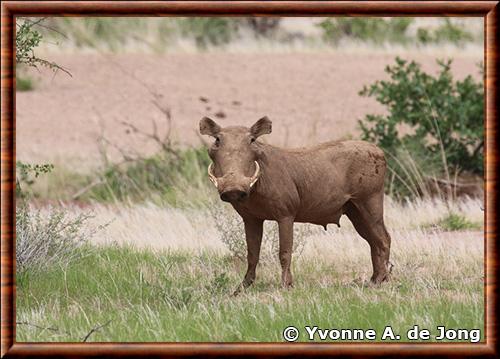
left=278, top=217, right=294, bottom=288
left=233, top=217, right=263, bottom=296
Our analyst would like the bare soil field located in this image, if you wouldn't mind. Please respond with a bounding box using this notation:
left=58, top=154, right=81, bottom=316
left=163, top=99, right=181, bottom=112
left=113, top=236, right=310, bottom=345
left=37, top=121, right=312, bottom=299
left=17, top=51, right=482, bottom=170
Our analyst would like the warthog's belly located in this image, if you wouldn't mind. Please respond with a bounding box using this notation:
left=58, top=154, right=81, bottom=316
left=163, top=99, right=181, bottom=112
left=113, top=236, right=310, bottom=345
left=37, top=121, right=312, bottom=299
left=295, top=210, right=344, bottom=228
left=295, top=202, right=346, bottom=228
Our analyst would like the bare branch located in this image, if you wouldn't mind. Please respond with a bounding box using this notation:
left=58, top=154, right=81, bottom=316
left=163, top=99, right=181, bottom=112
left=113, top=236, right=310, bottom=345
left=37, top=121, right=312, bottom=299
left=17, top=321, right=69, bottom=335
left=31, top=19, right=69, bottom=40
left=72, top=179, right=105, bottom=200
left=101, top=135, right=142, bottom=163
left=100, top=55, right=159, bottom=98
left=82, top=320, right=112, bottom=342
left=17, top=17, right=46, bottom=28
left=93, top=58, right=180, bottom=164
left=471, top=140, right=484, bottom=159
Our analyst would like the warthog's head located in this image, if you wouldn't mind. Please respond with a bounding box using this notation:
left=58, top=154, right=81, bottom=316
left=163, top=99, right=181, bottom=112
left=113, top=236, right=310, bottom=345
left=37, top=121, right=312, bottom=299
left=200, top=116, right=272, bottom=203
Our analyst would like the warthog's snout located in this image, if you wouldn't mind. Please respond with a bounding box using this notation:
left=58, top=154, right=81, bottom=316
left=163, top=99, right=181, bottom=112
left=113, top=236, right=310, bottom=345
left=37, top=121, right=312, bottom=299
left=220, top=189, right=248, bottom=202
left=207, top=161, right=261, bottom=203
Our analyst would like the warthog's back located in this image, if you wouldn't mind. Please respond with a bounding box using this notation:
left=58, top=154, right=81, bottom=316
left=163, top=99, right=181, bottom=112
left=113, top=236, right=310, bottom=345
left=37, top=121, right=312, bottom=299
left=275, top=140, right=386, bottom=224
left=235, top=140, right=386, bottom=223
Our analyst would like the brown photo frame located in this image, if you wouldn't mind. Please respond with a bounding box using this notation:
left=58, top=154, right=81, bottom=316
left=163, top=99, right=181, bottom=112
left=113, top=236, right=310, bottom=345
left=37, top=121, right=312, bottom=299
left=1, top=1, right=497, bottom=357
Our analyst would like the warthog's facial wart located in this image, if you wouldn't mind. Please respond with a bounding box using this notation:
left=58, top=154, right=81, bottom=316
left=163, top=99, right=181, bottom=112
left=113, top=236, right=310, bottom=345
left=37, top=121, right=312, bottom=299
left=200, top=116, right=271, bottom=202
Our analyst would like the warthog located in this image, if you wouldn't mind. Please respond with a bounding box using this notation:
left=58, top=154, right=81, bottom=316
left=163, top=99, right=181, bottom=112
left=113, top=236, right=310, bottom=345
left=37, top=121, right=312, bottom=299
left=200, top=116, right=392, bottom=292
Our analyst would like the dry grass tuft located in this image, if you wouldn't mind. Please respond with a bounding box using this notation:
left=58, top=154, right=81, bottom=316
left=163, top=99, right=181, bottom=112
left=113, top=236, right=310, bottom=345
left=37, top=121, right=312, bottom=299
left=55, top=196, right=483, bottom=267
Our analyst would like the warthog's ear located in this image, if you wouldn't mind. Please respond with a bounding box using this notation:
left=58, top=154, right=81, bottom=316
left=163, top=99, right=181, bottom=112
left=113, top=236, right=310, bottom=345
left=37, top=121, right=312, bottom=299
left=250, top=116, right=272, bottom=138
left=200, top=117, right=221, bottom=137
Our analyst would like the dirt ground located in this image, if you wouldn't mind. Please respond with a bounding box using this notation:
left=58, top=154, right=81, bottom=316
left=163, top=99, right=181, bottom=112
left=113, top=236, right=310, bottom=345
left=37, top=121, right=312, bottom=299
left=16, top=50, right=482, bottom=170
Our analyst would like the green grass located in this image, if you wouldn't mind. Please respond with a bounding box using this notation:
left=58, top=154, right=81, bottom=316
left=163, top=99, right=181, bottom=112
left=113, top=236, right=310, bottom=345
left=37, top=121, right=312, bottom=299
left=23, top=147, right=213, bottom=207
left=434, top=212, right=482, bottom=231
left=317, top=18, right=477, bottom=47
left=17, top=244, right=484, bottom=342
left=36, top=17, right=239, bottom=52
left=27, top=17, right=481, bottom=54
left=90, top=147, right=210, bottom=205
left=318, top=18, right=413, bottom=45
left=16, top=74, right=35, bottom=92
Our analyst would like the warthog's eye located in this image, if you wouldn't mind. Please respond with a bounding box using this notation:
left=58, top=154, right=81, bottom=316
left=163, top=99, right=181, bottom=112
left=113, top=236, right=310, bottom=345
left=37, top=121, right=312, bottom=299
left=214, top=137, right=220, bottom=146
left=250, top=137, right=256, bottom=143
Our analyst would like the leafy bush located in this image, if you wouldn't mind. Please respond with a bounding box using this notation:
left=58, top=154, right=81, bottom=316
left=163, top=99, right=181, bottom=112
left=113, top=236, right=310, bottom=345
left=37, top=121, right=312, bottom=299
left=86, top=147, right=212, bottom=206
left=16, top=18, right=43, bottom=66
left=358, top=57, right=483, bottom=199
left=417, top=19, right=474, bottom=46
left=43, top=17, right=248, bottom=51
left=424, top=212, right=481, bottom=231
left=44, top=17, right=173, bottom=52
left=16, top=73, right=35, bottom=92
left=437, top=212, right=481, bottom=231
left=16, top=18, right=70, bottom=75
left=176, top=18, right=238, bottom=48
left=318, top=18, right=413, bottom=45
left=16, top=161, right=54, bottom=199
left=41, top=17, right=281, bottom=51
left=318, top=18, right=476, bottom=47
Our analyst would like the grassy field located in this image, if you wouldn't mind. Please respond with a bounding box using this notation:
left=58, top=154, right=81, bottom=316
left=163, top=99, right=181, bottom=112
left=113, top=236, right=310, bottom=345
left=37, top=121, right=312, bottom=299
left=15, top=16, right=485, bottom=344
left=31, top=17, right=482, bottom=54
left=16, top=198, right=484, bottom=342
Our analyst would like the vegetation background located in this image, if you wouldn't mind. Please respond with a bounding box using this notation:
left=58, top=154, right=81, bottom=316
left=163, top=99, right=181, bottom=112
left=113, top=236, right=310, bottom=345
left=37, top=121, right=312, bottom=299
left=15, top=17, right=484, bottom=342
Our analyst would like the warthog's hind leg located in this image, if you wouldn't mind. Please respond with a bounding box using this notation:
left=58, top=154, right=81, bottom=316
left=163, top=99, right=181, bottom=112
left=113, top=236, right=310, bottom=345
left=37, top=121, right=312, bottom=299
left=344, top=193, right=392, bottom=285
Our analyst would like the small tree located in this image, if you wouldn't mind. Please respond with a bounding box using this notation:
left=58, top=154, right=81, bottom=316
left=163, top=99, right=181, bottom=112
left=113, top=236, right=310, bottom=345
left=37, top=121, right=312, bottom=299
left=358, top=57, right=483, bottom=198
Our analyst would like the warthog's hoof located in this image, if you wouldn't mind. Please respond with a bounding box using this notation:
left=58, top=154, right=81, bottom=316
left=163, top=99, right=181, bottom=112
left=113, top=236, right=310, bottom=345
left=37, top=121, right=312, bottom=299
left=281, top=282, right=294, bottom=290
left=232, top=283, right=247, bottom=297
left=368, top=261, right=394, bottom=286
left=369, top=273, right=391, bottom=286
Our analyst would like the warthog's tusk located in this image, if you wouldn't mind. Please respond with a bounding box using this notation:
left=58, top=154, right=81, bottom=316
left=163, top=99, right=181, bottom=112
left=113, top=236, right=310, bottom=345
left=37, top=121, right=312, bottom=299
left=249, top=161, right=261, bottom=188
left=207, top=163, right=218, bottom=188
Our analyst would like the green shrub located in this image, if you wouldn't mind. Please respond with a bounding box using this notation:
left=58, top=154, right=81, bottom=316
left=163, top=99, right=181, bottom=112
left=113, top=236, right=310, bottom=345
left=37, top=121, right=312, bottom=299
left=16, top=161, right=54, bottom=199
left=41, top=17, right=277, bottom=51
left=45, top=17, right=170, bottom=52
left=16, top=72, right=35, bottom=91
left=86, top=147, right=212, bottom=206
left=426, top=212, right=481, bottom=231
left=318, top=18, right=476, bottom=47
left=416, top=20, right=474, bottom=46
left=16, top=18, right=70, bottom=75
left=433, top=19, right=475, bottom=45
left=416, top=28, right=433, bottom=45
left=318, top=18, right=413, bottom=45
left=176, top=18, right=238, bottom=48
left=358, top=57, right=483, bottom=199
left=16, top=18, right=43, bottom=66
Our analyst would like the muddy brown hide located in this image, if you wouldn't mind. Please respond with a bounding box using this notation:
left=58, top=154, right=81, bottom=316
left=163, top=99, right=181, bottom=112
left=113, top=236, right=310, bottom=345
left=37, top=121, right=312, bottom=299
left=200, top=117, right=392, bottom=293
